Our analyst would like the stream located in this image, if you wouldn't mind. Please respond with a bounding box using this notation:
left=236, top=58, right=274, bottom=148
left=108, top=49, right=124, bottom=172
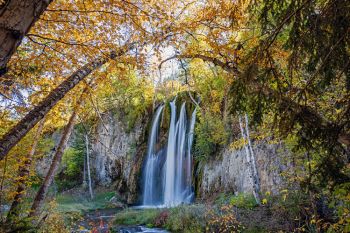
left=74, top=208, right=168, bottom=233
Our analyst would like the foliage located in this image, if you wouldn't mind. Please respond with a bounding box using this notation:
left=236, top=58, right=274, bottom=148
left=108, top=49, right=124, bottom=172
left=102, top=71, right=154, bottom=131
left=56, top=147, right=84, bottom=192
left=38, top=201, right=71, bottom=233
left=329, top=183, right=350, bottom=232
left=206, top=205, right=244, bottom=233
left=195, top=112, right=229, bottom=160
left=55, top=124, right=88, bottom=192
left=164, top=205, right=206, bottom=232
left=215, top=193, right=258, bottom=209
left=229, top=194, right=258, bottom=209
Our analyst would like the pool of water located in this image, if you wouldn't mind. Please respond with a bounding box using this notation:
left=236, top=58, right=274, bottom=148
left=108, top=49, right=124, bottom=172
left=118, top=226, right=168, bottom=233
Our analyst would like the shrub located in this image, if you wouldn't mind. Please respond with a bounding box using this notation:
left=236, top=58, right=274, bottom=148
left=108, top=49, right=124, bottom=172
left=229, top=193, right=258, bottom=209
left=206, top=205, right=244, bottom=233
left=195, top=112, right=229, bottom=160
left=154, top=210, right=169, bottom=227
left=164, top=205, right=205, bottom=233
left=214, top=193, right=258, bottom=209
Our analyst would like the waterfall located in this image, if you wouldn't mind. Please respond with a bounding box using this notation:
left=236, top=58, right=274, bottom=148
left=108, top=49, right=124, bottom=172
left=143, top=105, right=164, bottom=206
left=163, top=100, right=177, bottom=206
left=185, top=107, right=196, bottom=203
left=142, top=100, right=196, bottom=207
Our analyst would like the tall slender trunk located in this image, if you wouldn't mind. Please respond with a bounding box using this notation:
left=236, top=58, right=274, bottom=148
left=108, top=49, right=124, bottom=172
left=0, top=43, right=135, bottom=160
left=238, top=115, right=260, bottom=204
left=29, top=91, right=86, bottom=218
left=244, top=114, right=261, bottom=193
left=6, top=118, right=46, bottom=223
left=0, top=0, right=53, bottom=75
left=83, top=153, right=87, bottom=187
left=85, top=134, right=93, bottom=199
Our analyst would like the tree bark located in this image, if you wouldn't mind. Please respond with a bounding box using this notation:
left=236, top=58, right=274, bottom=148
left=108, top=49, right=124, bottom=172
left=0, top=43, right=135, bottom=160
left=28, top=91, right=85, bottom=218
left=244, top=114, right=261, bottom=193
left=6, top=117, right=46, bottom=223
left=239, top=115, right=261, bottom=204
left=85, top=134, right=93, bottom=199
left=0, top=0, right=53, bottom=75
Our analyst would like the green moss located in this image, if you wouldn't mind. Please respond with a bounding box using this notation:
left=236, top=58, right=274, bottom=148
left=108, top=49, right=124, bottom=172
left=114, top=209, right=161, bottom=225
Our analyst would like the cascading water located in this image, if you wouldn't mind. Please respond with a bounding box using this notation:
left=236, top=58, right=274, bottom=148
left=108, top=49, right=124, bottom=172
left=163, top=100, right=177, bottom=205
left=143, top=105, right=165, bottom=206
left=185, top=107, right=196, bottom=203
left=142, top=99, right=196, bottom=207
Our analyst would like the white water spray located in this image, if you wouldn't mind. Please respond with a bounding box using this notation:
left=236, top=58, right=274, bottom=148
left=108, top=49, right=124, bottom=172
left=143, top=105, right=164, bottom=205
left=142, top=100, right=196, bottom=207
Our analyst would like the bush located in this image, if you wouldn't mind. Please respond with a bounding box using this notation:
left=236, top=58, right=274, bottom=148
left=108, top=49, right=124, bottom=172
left=154, top=210, right=169, bottom=227
left=56, top=147, right=84, bottom=191
left=214, top=193, right=258, bottom=209
left=206, top=204, right=244, bottom=233
left=164, top=205, right=206, bottom=233
left=195, top=112, right=229, bottom=160
left=229, top=194, right=258, bottom=209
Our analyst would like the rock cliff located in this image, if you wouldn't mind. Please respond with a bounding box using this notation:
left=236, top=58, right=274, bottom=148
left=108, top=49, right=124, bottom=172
left=198, top=142, right=289, bottom=199
left=90, top=111, right=148, bottom=204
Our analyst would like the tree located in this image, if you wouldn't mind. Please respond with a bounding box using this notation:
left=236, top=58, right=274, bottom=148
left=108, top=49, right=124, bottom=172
left=6, top=118, right=46, bottom=223
left=85, top=134, right=93, bottom=199
left=0, top=0, right=53, bottom=76
left=29, top=89, right=85, bottom=218
left=0, top=43, right=135, bottom=160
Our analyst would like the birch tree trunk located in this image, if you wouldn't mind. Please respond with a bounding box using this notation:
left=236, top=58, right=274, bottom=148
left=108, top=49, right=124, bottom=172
left=238, top=115, right=260, bottom=204
left=83, top=153, right=87, bottom=187
left=0, top=43, right=135, bottom=160
left=28, top=91, right=86, bottom=218
left=6, top=118, right=46, bottom=223
left=0, top=0, right=53, bottom=75
left=244, top=114, right=261, bottom=193
left=85, top=134, right=93, bottom=199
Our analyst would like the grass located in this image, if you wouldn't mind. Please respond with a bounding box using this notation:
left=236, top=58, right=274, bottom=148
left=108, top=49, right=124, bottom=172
left=114, top=208, right=161, bottom=226
left=56, top=190, right=117, bottom=213
left=114, top=205, right=206, bottom=233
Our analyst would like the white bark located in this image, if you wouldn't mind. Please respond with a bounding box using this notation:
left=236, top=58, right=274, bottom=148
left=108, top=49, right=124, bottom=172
left=85, top=134, right=93, bottom=199
left=238, top=115, right=260, bottom=204
left=244, top=113, right=261, bottom=192
left=82, top=154, right=87, bottom=187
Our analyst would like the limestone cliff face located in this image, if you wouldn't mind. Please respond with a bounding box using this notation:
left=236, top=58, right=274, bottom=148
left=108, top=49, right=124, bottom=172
left=90, top=109, right=288, bottom=203
left=198, top=142, right=289, bottom=199
left=91, top=111, right=148, bottom=204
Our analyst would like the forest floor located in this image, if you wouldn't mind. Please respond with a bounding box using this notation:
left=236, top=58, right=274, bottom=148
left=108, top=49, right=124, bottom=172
left=56, top=187, right=294, bottom=232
